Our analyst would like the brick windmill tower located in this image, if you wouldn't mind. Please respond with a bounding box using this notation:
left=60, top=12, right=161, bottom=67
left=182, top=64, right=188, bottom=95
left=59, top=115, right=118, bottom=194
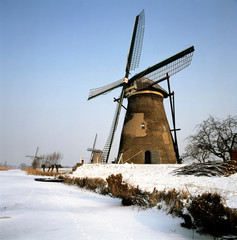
left=117, top=77, right=176, bottom=164
left=88, top=10, right=194, bottom=164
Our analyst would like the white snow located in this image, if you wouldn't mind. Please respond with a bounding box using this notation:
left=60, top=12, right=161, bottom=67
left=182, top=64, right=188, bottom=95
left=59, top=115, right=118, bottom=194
left=0, top=169, right=217, bottom=240
left=71, top=164, right=237, bottom=209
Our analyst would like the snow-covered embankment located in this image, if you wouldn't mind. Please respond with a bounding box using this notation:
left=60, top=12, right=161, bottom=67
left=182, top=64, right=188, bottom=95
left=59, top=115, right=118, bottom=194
left=70, top=163, right=237, bottom=209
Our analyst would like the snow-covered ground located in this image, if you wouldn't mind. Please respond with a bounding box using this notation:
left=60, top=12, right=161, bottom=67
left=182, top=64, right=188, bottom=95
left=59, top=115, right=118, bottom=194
left=1, top=169, right=215, bottom=240
left=71, top=164, right=237, bottom=209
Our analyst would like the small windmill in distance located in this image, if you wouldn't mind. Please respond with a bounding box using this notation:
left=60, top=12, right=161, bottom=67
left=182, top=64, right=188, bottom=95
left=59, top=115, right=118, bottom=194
left=25, top=147, right=44, bottom=169
left=87, top=134, right=103, bottom=164
left=88, top=10, right=194, bottom=164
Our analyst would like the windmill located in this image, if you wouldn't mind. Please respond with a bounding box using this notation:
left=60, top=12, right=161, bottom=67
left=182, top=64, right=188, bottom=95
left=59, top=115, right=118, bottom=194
left=25, top=147, right=44, bottom=169
left=87, top=134, right=103, bottom=164
left=88, top=10, right=194, bottom=164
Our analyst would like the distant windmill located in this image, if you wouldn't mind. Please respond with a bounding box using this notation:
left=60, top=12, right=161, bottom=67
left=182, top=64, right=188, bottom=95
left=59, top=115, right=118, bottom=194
left=25, top=147, right=44, bottom=169
left=88, top=10, right=194, bottom=164
left=87, top=134, right=103, bottom=164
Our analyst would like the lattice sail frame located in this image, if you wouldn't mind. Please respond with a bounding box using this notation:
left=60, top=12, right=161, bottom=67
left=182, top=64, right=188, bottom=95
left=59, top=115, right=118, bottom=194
left=88, top=10, right=145, bottom=101
left=101, top=99, right=122, bottom=162
left=100, top=10, right=145, bottom=163
left=144, top=51, right=194, bottom=82
left=88, top=78, right=123, bottom=100
left=130, top=9, right=145, bottom=71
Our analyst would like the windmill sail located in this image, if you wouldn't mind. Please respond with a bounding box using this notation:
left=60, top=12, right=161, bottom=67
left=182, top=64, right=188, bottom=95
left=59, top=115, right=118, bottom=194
left=126, top=9, right=145, bottom=76
left=130, top=46, right=194, bottom=83
left=88, top=10, right=145, bottom=101
left=35, top=147, right=39, bottom=157
left=88, top=78, right=124, bottom=100
left=102, top=10, right=145, bottom=163
left=101, top=93, right=124, bottom=162
left=130, top=10, right=145, bottom=71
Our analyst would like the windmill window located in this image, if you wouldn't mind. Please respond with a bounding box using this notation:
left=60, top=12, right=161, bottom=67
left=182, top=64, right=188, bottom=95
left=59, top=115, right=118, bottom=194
left=141, top=122, right=145, bottom=129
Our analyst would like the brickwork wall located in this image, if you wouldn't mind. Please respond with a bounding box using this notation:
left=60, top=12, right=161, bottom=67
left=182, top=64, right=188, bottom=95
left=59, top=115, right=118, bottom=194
left=118, top=91, right=177, bottom=164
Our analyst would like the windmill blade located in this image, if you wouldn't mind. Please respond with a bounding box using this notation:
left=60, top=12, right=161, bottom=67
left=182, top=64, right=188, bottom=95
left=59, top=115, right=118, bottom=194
left=87, top=148, right=102, bottom=152
left=130, top=10, right=145, bottom=71
left=101, top=10, right=145, bottom=160
left=87, top=148, right=94, bottom=151
left=92, top=134, right=97, bottom=149
left=88, top=78, right=124, bottom=100
left=125, top=9, right=145, bottom=77
left=25, top=155, right=34, bottom=158
left=35, top=147, right=39, bottom=157
left=88, top=10, right=145, bottom=101
left=129, top=46, right=195, bottom=83
left=102, top=89, right=125, bottom=163
left=95, top=10, right=145, bottom=162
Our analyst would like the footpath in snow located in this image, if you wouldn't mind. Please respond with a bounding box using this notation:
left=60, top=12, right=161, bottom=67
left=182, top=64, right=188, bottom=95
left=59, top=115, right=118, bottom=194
left=0, top=169, right=214, bottom=240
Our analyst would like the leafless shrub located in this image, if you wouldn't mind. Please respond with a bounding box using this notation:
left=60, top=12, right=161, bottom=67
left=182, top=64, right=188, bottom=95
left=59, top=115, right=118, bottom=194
left=106, top=173, right=146, bottom=206
left=72, top=163, right=83, bottom=172
left=148, top=187, right=188, bottom=214
left=188, top=193, right=237, bottom=236
left=61, top=176, right=108, bottom=194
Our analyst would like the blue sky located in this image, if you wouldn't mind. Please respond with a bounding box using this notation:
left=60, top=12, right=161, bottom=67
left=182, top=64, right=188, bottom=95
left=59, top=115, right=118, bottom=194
left=1, top=0, right=236, bottom=166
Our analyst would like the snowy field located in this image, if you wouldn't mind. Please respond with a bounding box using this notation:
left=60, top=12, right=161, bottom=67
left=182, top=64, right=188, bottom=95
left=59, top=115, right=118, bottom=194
left=0, top=169, right=216, bottom=240
left=71, top=164, right=237, bottom=209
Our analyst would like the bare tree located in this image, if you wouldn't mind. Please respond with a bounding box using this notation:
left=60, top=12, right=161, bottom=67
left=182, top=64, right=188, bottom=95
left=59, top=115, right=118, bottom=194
left=183, top=115, right=237, bottom=162
left=183, top=144, right=211, bottom=163
left=44, top=152, right=63, bottom=172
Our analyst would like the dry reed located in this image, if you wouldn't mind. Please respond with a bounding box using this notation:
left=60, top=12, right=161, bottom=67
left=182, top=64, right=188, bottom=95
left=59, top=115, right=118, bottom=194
left=0, top=167, right=12, bottom=171
left=22, top=167, right=61, bottom=176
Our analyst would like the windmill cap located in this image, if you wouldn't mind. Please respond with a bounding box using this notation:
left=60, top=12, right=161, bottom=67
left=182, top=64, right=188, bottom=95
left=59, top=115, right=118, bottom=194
left=134, top=77, right=168, bottom=98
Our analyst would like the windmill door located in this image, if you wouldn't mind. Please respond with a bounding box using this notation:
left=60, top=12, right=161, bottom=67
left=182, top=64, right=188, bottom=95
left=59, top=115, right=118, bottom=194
left=145, top=150, right=160, bottom=164
left=145, top=151, right=151, bottom=164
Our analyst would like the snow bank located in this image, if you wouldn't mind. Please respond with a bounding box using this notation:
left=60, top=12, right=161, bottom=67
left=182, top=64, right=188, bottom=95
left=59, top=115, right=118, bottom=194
left=70, top=163, right=237, bottom=209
